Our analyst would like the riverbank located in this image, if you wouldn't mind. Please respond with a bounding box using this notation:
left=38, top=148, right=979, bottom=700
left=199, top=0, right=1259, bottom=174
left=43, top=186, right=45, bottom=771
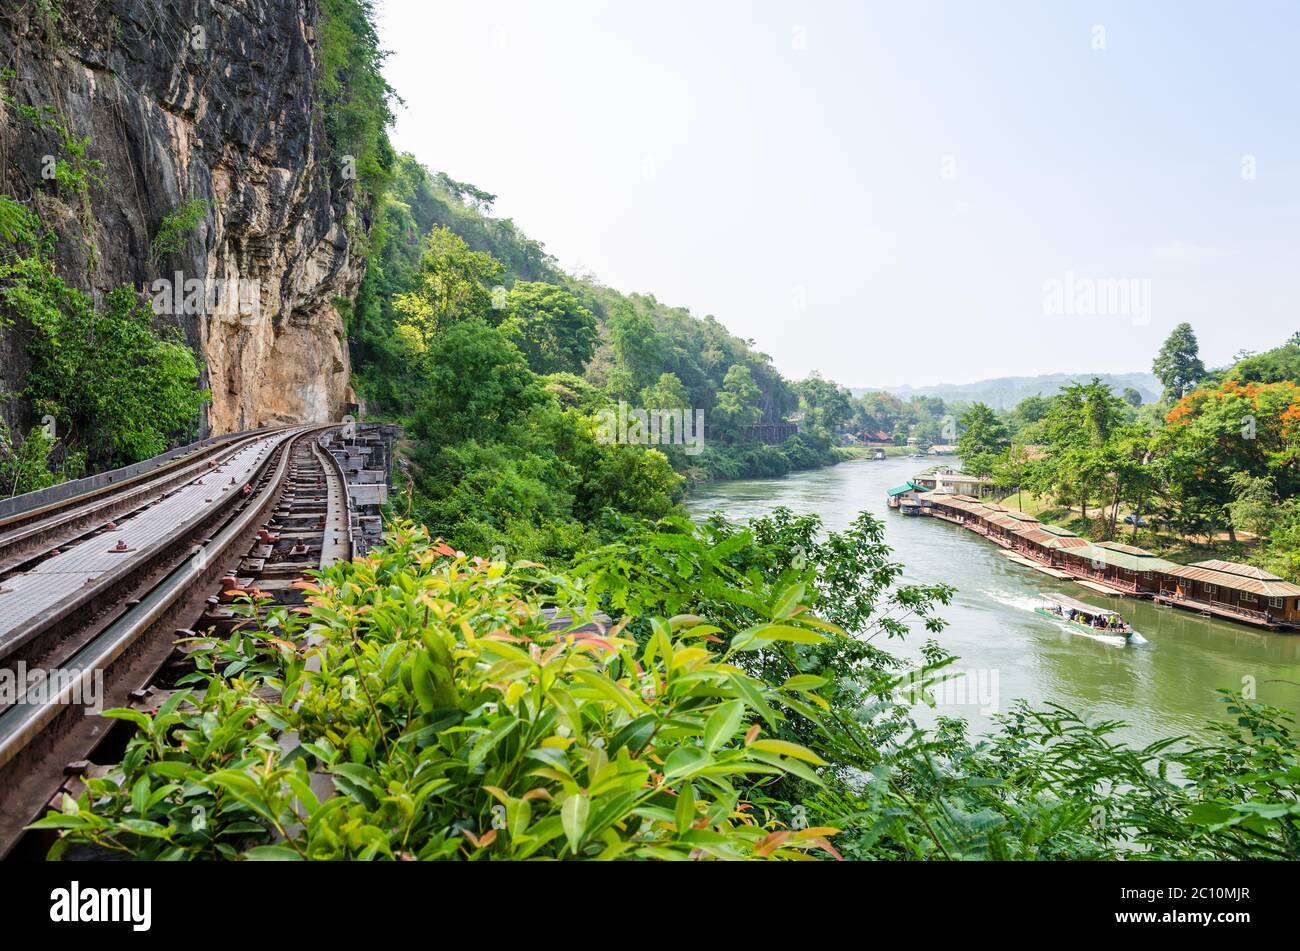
left=678, top=434, right=841, bottom=485
left=914, top=492, right=1299, bottom=629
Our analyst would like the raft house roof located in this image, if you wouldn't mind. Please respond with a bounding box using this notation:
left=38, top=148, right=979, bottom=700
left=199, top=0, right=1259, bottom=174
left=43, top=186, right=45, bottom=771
left=1070, top=540, right=1178, bottom=573
left=1161, top=560, right=1300, bottom=598
left=886, top=481, right=932, bottom=498
left=913, top=485, right=1297, bottom=594
left=1012, top=524, right=1092, bottom=549
left=984, top=511, right=1042, bottom=531
left=1007, top=527, right=1052, bottom=545
left=925, top=493, right=978, bottom=509
left=936, top=471, right=998, bottom=485
left=1028, top=524, right=1093, bottom=550
left=999, top=511, right=1042, bottom=524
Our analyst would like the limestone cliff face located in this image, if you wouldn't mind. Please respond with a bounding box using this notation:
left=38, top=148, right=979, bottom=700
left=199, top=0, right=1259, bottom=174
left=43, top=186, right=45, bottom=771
left=0, top=0, right=359, bottom=434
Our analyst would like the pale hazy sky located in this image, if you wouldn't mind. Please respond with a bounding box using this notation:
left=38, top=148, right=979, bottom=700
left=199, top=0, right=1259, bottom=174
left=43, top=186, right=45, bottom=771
left=376, top=0, right=1299, bottom=388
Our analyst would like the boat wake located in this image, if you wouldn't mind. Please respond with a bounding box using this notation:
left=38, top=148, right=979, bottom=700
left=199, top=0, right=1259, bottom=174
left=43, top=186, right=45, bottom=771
left=1067, top=625, right=1129, bottom=647
left=982, top=590, right=1043, bottom=614
left=1128, top=632, right=1150, bottom=645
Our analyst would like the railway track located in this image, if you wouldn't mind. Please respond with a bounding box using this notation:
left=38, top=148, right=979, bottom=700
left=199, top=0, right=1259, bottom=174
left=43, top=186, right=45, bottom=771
left=0, top=425, right=352, bottom=857
left=0, top=428, right=280, bottom=576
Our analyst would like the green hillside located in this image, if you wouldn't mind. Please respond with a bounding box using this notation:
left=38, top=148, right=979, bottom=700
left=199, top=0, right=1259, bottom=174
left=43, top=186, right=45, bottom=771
left=857, top=371, right=1162, bottom=410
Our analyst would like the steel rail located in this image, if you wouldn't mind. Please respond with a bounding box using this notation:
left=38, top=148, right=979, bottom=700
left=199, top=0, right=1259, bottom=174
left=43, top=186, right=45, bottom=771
left=0, top=426, right=334, bottom=773
left=0, top=428, right=288, bottom=569
left=315, top=431, right=356, bottom=563
left=0, top=430, right=302, bottom=665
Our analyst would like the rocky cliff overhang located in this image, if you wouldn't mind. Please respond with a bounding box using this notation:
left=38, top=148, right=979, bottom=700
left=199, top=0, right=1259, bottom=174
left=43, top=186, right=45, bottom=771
left=0, top=0, right=360, bottom=434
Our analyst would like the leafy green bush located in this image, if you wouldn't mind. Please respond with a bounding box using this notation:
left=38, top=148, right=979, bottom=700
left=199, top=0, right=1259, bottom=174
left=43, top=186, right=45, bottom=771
left=0, top=195, right=37, bottom=252
left=0, top=422, right=85, bottom=498
left=22, top=284, right=208, bottom=465
left=148, top=198, right=211, bottom=266
left=35, top=512, right=1300, bottom=861
left=573, top=508, right=954, bottom=761
left=807, top=692, right=1300, bottom=860
left=35, top=525, right=843, bottom=860
left=1, top=204, right=208, bottom=469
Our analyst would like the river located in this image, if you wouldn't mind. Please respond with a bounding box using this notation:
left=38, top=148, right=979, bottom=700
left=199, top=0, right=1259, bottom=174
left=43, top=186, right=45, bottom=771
left=685, top=456, right=1300, bottom=747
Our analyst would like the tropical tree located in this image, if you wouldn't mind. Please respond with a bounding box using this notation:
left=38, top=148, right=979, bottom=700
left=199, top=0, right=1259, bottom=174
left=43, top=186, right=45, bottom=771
left=1035, top=380, right=1129, bottom=522
left=608, top=301, right=665, bottom=399
left=412, top=318, right=542, bottom=446
left=712, top=364, right=764, bottom=439
left=854, top=391, right=906, bottom=440
left=1153, top=379, right=1300, bottom=543
left=639, top=371, right=691, bottom=410
left=956, top=403, right=1009, bottom=476
left=795, top=374, right=855, bottom=437
left=498, top=281, right=597, bottom=375
left=393, top=225, right=504, bottom=353
left=992, top=443, right=1035, bottom=511
left=1227, top=472, right=1275, bottom=540
left=1152, top=322, right=1206, bottom=404
left=1007, top=394, right=1053, bottom=434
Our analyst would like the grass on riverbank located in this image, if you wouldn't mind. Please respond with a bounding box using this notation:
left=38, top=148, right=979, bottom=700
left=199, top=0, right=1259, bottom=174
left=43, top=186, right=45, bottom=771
left=837, top=445, right=913, bottom=460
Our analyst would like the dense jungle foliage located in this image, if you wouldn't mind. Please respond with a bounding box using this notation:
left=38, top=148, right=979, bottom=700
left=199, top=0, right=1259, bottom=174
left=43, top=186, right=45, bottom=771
left=344, top=151, right=857, bottom=561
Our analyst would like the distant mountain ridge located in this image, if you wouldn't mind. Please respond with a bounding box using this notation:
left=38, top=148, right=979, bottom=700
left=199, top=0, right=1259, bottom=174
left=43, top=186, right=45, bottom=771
left=851, top=372, right=1162, bottom=409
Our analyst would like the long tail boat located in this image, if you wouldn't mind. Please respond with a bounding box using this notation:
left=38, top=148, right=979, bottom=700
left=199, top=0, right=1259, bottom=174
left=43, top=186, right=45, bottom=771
left=1034, top=593, right=1140, bottom=643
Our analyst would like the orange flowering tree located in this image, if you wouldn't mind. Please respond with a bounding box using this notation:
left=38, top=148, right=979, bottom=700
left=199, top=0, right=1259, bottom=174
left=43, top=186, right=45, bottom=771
left=1153, top=379, right=1300, bottom=541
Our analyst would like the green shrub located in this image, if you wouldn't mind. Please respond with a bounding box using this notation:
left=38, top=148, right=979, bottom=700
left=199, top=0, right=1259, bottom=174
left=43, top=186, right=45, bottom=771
left=574, top=508, right=1300, bottom=860
left=2, top=194, right=208, bottom=471
left=0, top=422, right=84, bottom=497
left=148, top=198, right=211, bottom=266
left=22, top=284, right=208, bottom=466
left=35, top=525, right=843, bottom=860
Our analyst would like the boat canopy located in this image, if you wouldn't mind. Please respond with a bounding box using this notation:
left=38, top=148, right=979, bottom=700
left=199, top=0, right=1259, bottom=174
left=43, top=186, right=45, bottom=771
left=1042, top=593, right=1121, bottom=618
